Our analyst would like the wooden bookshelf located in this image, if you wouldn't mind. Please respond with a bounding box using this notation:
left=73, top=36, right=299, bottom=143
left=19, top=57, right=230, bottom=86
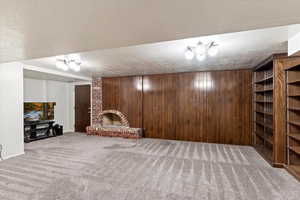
left=253, top=55, right=275, bottom=166
left=252, top=54, right=298, bottom=168
left=286, top=63, right=300, bottom=181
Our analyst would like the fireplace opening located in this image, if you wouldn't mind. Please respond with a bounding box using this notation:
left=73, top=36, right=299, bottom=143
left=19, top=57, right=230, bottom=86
left=102, top=113, right=122, bottom=127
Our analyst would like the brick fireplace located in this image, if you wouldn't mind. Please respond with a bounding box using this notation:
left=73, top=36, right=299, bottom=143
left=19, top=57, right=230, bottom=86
left=86, top=109, right=142, bottom=139
left=88, top=78, right=142, bottom=139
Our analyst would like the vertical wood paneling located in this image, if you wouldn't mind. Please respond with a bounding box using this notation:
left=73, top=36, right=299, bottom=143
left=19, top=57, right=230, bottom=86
left=142, top=74, right=177, bottom=139
left=102, top=70, right=252, bottom=145
left=102, top=76, right=143, bottom=128
left=206, top=71, right=221, bottom=143
left=176, top=72, right=208, bottom=142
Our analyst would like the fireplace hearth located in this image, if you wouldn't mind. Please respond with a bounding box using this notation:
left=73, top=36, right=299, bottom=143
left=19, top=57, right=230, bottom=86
left=86, top=110, right=142, bottom=139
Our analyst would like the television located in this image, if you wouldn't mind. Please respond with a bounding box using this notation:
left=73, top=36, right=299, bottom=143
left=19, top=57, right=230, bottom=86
left=24, top=102, right=56, bottom=122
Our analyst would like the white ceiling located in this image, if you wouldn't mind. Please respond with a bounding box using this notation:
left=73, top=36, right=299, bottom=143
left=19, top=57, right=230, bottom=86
left=22, top=25, right=290, bottom=78
left=1, top=0, right=300, bottom=64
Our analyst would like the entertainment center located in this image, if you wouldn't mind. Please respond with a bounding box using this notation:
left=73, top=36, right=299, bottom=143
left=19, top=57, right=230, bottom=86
left=24, top=102, right=63, bottom=143
left=24, top=120, right=63, bottom=143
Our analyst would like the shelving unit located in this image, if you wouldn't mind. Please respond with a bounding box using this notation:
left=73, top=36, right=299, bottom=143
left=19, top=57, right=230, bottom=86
left=286, top=64, right=300, bottom=181
left=253, top=57, right=275, bottom=166
left=24, top=120, right=55, bottom=143
left=251, top=54, right=299, bottom=168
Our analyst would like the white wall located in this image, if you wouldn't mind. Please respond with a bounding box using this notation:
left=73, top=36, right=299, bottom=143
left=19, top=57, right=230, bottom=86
left=0, top=62, right=24, bottom=159
left=288, top=24, right=300, bottom=56
left=24, top=78, right=75, bottom=132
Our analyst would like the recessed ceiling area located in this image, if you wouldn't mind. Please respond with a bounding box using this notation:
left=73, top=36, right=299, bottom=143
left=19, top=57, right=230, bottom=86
left=22, top=25, right=292, bottom=77
left=1, top=0, right=300, bottom=64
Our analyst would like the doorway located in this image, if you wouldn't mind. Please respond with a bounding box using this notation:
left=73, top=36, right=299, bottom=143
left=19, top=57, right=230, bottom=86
left=75, top=85, right=91, bottom=132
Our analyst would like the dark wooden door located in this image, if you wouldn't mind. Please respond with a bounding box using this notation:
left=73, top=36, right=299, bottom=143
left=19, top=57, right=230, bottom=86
left=75, top=85, right=91, bottom=132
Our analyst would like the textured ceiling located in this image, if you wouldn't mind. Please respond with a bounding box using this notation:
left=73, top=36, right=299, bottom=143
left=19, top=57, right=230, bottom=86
left=1, top=0, right=300, bottom=64
left=23, top=25, right=289, bottom=78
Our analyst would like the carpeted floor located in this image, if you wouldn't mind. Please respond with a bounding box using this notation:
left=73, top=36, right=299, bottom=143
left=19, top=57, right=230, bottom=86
left=0, top=133, right=299, bottom=200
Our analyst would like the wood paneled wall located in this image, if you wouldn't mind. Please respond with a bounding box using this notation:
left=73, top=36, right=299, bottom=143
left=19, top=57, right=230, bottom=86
left=102, top=76, right=143, bottom=128
left=102, top=69, right=252, bottom=145
left=143, top=74, right=178, bottom=140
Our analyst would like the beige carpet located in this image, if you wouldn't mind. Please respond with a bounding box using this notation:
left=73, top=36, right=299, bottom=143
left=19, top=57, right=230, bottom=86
left=0, top=132, right=299, bottom=200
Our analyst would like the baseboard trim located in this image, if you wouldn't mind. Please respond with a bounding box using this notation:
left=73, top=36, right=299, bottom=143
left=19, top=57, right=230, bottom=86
left=64, top=129, right=74, bottom=133
left=272, top=163, right=284, bottom=168
left=1, top=151, right=25, bottom=161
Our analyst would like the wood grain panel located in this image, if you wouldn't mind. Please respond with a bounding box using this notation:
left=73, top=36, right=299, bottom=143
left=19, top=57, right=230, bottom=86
left=273, top=59, right=286, bottom=165
left=142, top=74, right=177, bottom=139
left=176, top=72, right=208, bottom=142
left=102, top=76, right=143, bottom=128
left=102, top=69, right=252, bottom=145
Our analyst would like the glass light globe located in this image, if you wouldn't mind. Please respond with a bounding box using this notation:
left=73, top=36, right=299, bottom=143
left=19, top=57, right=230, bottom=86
left=56, top=61, right=65, bottom=69
left=68, top=54, right=81, bottom=62
left=208, top=45, right=218, bottom=56
left=195, top=42, right=206, bottom=55
left=73, top=64, right=80, bottom=72
left=185, top=48, right=194, bottom=60
left=69, top=61, right=77, bottom=70
left=196, top=53, right=206, bottom=61
left=61, top=63, right=69, bottom=71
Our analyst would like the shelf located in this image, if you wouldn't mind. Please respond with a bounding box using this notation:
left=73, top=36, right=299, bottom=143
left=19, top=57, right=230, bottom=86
left=255, top=145, right=273, bottom=164
left=255, top=132, right=273, bottom=145
left=289, top=134, right=300, bottom=142
left=265, top=137, right=273, bottom=145
left=289, top=146, right=300, bottom=155
left=255, top=110, right=273, bottom=116
left=285, top=64, right=300, bottom=71
left=288, top=121, right=300, bottom=127
left=288, top=94, right=300, bottom=97
left=254, top=76, right=273, bottom=84
left=286, top=62, right=300, bottom=180
left=288, top=107, right=300, bottom=111
left=255, top=100, right=273, bottom=103
left=255, top=121, right=273, bottom=129
left=254, top=88, right=273, bottom=93
left=286, top=165, right=300, bottom=181
left=255, top=131, right=264, bottom=139
left=288, top=79, right=300, bottom=84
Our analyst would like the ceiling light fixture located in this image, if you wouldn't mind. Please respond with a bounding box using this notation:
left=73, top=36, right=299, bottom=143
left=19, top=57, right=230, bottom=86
left=207, top=42, right=219, bottom=57
left=195, top=42, right=206, bottom=55
left=184, top=41, right=219, bottom=61
left=56, top=54, right=81, bottom=72
left=196, top=53, right=206, bottom=61
left=185, top=47, right=194, bottom=60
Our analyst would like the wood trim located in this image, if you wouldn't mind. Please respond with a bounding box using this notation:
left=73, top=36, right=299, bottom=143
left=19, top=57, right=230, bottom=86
left=101, top=68, right=252, bottom=78
left=254, top=53, right=287, bottom=71
left=273, top=59, right=286, bottom=165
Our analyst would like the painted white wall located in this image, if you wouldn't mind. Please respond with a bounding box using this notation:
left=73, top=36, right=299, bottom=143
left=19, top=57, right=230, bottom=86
left=24, top=78, right=75, bottom=132
left=0, top=62, right=24, bottom=159
left=288, top=24, right=300, bottom=56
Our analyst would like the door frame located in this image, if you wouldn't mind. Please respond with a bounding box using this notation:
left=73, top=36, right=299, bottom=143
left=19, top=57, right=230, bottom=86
left=74, top=82, right=92, bottom=132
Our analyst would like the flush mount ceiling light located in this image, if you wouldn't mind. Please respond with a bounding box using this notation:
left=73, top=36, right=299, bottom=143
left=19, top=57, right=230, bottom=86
left=56, top=54, right=81, bottom=72
left=196, top=53, right=206, bottom=61
left=207, top=42, right=219, bottom=57
left=184, top=41, right=219, bottom=61
left=184, top=47, right=195, bottom=60
left=195, top=42, right=206, bottom=55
